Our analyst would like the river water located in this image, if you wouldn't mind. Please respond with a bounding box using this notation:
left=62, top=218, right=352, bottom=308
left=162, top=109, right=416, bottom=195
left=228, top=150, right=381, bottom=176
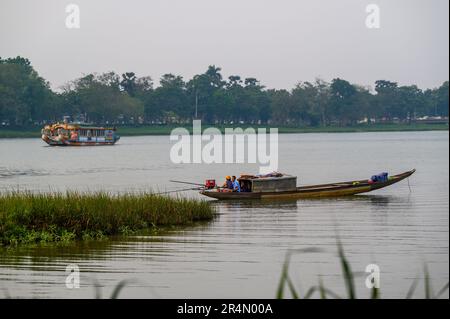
left=0, top=131, right=448, bottom=298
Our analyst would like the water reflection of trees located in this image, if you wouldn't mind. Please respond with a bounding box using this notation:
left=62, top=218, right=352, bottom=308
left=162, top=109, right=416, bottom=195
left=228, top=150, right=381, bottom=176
left=0, top=220, right=214, bottom=269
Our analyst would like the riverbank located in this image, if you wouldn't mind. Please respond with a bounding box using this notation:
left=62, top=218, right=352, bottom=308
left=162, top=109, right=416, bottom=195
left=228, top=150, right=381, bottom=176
left=0, top=123, right=447, bottom=138
left=0, top=192, right=214, bottom=247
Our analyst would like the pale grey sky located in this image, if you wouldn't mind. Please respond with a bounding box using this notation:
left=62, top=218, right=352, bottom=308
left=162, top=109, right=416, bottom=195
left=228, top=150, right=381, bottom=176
left=1, top=0, right=448, bottom=90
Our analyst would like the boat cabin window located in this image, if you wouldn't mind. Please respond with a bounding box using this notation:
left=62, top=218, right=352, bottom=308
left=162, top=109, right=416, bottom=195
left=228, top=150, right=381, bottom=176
left=71, top=128, right=108, bottom=137
left=239, top=179, right=253, bottom=192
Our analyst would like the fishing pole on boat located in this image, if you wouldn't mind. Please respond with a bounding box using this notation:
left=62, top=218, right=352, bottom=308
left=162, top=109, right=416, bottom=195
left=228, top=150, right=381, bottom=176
left=154, top=186, right=204, bottom=195
left=169, top=180, right=205, bottom=187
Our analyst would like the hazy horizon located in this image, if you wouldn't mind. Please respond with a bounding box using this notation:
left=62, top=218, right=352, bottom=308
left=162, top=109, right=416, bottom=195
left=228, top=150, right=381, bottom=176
left=1, top=0, right=449, bottom=91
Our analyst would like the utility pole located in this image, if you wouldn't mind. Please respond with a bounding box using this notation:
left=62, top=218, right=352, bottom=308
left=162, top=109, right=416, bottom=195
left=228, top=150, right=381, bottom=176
left=195, top=89, right=198, bottom=119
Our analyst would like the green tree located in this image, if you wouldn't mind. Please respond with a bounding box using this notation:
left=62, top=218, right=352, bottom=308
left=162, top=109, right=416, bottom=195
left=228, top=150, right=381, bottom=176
left=330, top=78, right=358, bottom=125
left=433, top=81, right=449, bottom=116
left=151, top=74, right=187, bottom=123
left=0, top=56, right=57, bottom=125
left=269, top=89, right=292, bottom=124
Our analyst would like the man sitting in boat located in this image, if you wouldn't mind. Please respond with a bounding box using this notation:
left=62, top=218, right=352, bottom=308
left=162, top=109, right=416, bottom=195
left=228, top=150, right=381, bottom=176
left=221, top=176, right=233, bottom=192
left=232, top=176, right=241, bottom=192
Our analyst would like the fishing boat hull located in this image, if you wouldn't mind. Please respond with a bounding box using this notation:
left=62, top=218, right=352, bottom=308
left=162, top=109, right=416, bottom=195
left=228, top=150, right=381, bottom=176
left=200, top=169, right=415, bottom=200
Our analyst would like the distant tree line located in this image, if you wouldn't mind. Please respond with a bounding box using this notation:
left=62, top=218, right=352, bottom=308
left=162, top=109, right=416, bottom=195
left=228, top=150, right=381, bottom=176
left=0, top=56, right=448, bottom=127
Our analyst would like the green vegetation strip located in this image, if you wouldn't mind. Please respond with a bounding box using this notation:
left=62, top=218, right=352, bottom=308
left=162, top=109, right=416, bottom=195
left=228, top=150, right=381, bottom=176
left=0, top=123, right=447, bottom=139
left=0, top=192, right=214, bottom=246
left=1, top=57, right=449, bottom=131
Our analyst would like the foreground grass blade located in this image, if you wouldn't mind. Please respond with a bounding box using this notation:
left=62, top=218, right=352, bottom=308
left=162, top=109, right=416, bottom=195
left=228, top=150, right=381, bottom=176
left=304, top=286, right=317, bottom=299
left=321, top=287, right=342, bottom=299
left=110, top=279, right=134, bottom=299
left=371, top=287, right=380, bottom=299
left=424, top=264, right=433, bottom=299
left=318, top=277, right=326, bottom=299
left=90, top=277, right=102, bottom=299
left=276, top=256, right=289, bottom=299
left=406, top=276, right=420, bottom=299
left=286, top=275, right=299, bottom=299
left=276, top=252, right=301, bottom=299
left=435, top=282, right=449, bottom=299
left=276, top=254, right=295, bottom=299
left=337, top=239, right=356, bottom=299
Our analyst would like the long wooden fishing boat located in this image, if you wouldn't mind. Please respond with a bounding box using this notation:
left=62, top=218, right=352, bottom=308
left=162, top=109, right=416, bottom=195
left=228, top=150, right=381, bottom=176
left=198, top=169, right=416, bottom=200
left=41, top=123, right=120, bottom=146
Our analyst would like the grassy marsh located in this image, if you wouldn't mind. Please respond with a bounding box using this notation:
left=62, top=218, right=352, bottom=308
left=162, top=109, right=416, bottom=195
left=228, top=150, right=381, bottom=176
left=0, top=191, right=214, bottom=247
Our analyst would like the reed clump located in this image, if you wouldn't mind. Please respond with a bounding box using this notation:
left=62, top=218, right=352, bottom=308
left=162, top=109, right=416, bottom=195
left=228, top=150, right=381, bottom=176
left=276, top=241, right=449, bottom=299
left=0, top=191, right=214, bottom=246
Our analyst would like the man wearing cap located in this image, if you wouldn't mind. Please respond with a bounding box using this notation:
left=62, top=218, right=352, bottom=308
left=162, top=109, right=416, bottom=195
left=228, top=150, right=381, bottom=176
left=222, top=176, right=233, bottom=191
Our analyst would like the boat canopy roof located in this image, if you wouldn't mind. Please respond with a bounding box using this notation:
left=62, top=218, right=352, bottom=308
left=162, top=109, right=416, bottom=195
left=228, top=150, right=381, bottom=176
left=238, top=172, right=285, bottom=180
left=43, top=123, right=116, bottom=131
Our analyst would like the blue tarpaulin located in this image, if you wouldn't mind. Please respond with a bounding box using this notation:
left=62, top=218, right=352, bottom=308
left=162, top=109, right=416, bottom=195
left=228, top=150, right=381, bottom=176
left=371, top=172, right=389, bottom=182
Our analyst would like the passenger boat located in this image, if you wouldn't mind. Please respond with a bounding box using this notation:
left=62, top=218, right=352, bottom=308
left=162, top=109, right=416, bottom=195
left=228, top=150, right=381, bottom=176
left=199, top=169, right=416, bottom=200
left=41, top=123, right=120, bottom=146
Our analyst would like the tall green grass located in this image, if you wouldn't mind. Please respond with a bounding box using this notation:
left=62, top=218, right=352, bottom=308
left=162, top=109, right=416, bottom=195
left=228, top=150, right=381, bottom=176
left=276, top=242, right=449, bottom=299
left=0, top=191, right=214, bottom=246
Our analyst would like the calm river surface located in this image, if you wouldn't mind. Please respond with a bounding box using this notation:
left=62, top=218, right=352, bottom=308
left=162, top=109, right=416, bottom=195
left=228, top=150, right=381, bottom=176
left=0, top=131, right=448, bottom=298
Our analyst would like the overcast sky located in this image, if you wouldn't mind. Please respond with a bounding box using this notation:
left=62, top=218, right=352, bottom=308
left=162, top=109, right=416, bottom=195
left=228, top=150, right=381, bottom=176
left=1, top=0, right=448, bottom=91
